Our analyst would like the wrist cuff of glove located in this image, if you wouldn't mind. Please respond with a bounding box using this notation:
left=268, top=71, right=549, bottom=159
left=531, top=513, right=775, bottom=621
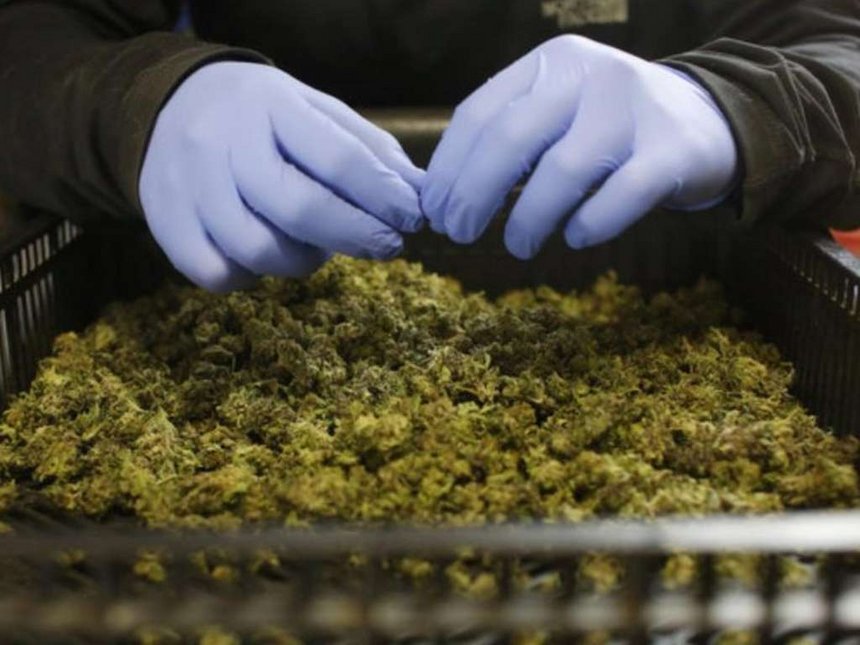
left=657, top=56, right=801, bottom=227
left=655, top=63, right=742, bottom=212
left=122, top=34, right=272, bottom=218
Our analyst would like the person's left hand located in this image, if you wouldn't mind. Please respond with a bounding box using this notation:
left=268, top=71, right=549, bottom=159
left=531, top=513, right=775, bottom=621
left=421, top=35, right=739, bottom=259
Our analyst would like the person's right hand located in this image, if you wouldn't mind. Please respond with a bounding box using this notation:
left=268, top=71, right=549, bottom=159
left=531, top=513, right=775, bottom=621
left=139, top=62, right=425, bottom=292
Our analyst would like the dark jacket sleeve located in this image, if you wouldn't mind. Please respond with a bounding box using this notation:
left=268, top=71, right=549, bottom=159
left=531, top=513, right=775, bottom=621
left=661, top=0, right=860, bottom=230
left=0, top=1, right=268, bottom=223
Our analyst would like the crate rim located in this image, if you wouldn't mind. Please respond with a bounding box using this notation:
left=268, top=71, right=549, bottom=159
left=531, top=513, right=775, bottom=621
left=3, top=510, right=860, bottom=559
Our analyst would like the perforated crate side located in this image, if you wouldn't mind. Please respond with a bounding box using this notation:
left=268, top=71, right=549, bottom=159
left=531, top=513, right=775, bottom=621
left=0, top=514, right=857, bottom=641
left=722, top=228, right=860, bottom=437
left=0, top=206, right=173, bottom=411
left=0, top=212, right=86, bottom=411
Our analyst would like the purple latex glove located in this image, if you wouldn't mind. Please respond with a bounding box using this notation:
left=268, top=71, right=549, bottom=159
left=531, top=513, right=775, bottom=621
left=140, top=62, right=424, bottom=292
left=422, top=36, right=739, bottom=258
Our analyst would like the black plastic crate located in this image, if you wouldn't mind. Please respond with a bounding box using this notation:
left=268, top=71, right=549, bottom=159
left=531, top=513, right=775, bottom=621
left=0, top=110, right=859, bottom=642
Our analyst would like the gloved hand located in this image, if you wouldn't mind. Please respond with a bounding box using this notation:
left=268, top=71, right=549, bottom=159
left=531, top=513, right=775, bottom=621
left=140, top=62, right=424, bottom=292
left=422, top=36, right=739, bottom=259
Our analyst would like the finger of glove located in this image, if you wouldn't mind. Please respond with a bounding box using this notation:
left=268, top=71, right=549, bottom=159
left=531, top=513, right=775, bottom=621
left=505, top=121, right=624, bottom=260
left=143, top=194, right=257, bottom=293
left=268, top=92, right=423, bottom=233
left=422, top=51, right=540, bottom=231
left=233, top=148, right=404, bottom=260
left=564, top=157, right=679, bottom=249
left=301, top=86, right=426, bottom=192
left=195, top=158, right=329, bottom=278
left=443, top=64, right=577, bottom=245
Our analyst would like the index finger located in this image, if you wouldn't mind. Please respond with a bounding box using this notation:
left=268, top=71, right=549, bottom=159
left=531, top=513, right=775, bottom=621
left=268, top=88, right=423, bottom=234
left=300, top=87, right=426, bottom=191
left=421, top=50, right=542, bottom=231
